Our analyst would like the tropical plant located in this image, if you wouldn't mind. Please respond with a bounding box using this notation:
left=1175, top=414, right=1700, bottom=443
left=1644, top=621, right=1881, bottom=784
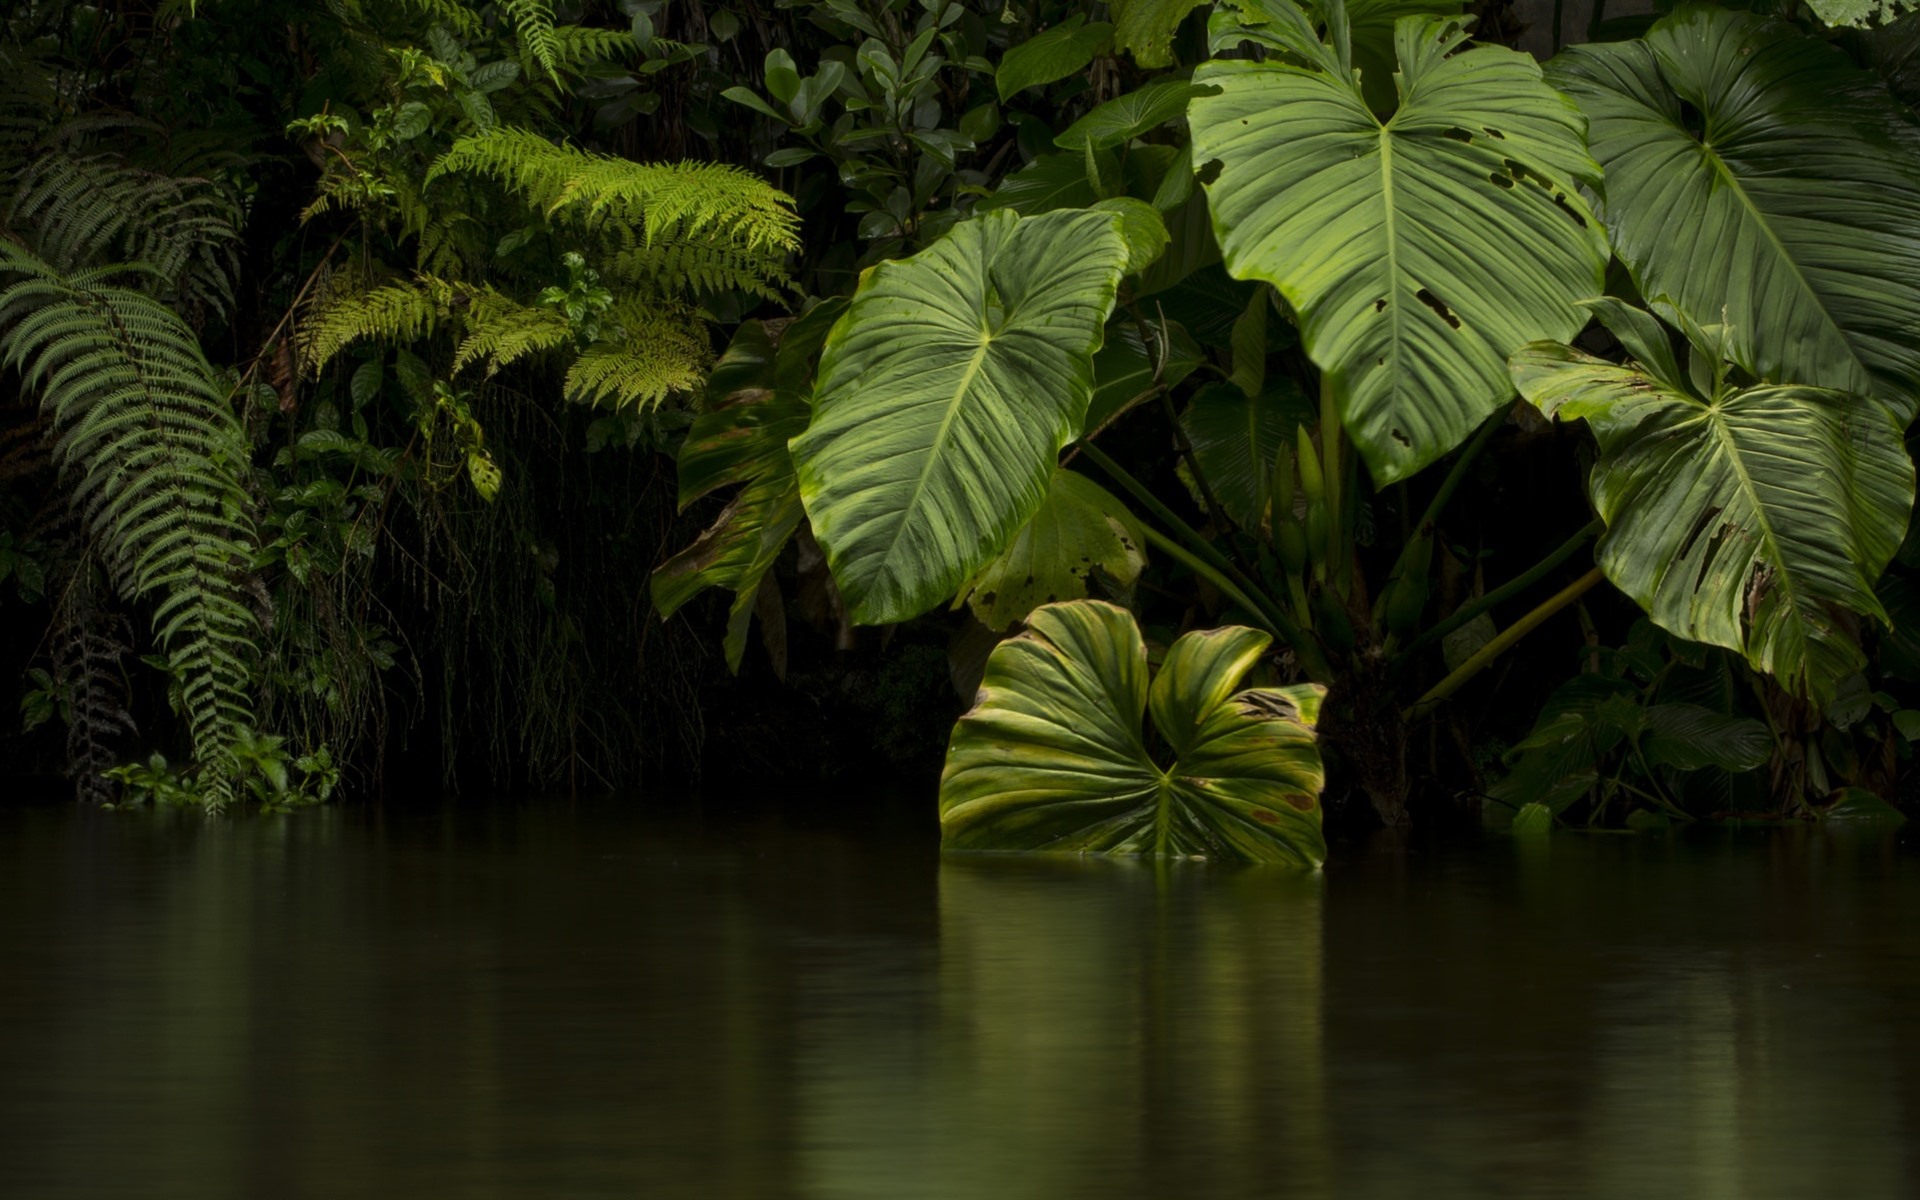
left=940, top=600, right=1327, bottom=865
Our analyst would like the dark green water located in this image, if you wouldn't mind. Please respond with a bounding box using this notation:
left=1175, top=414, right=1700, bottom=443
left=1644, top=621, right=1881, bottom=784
left=2, top=800, right=1917, bottom=1199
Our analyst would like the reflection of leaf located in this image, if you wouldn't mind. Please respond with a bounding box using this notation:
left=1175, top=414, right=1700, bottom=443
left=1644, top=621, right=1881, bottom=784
left=793, top=211, right=1128, bottom=624
left=960, top=470, right=1147, bottom=632
left=940, top=601, right=1326, bottom=865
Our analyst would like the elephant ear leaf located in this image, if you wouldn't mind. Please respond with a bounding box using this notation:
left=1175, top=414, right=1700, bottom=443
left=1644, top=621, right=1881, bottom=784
left=1190, top=0, right=1607, bottom=484
left=940, top=600, right=1326, bottom=866
left=791, top=209, right=1128, bottom=624
left=1510, top=316, right=1915, bottom=703
left=959, top=468, right=1148, bottom=633
left=1547, top=5, right=1920, bottom=418
left=650, top=304, right=840, bottom=672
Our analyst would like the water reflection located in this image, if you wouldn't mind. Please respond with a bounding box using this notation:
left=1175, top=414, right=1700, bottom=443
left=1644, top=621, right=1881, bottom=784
left=0, top=805, right=1916, bottom=1198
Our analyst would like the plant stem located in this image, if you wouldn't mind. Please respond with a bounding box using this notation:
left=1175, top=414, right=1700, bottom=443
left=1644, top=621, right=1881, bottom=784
left=1410, top=405, right=1502, bottom=548
left=1138, top=526, right=1332, bottom=682
left=1079, top=441, right=1331, bottom=680
left=1318, top=373, right=1346, bottom=593
left=1406, top=565, right=1606, bottom=717
left=1397, top=517, right=1604, bottom=662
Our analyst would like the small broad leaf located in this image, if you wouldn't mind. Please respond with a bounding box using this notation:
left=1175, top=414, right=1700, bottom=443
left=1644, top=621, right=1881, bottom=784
left=1511, top=320, right=1915, bottom=702
left=997, top=16, right=1114, bottom=101
left=976, top=152, right=1099, bottom=215
left=792, top=210, right=1128, bottom=624
left=940, top=600, right=1326, bottom=865
left=651, top=305, right=842, bottom=673
left=1091, top=196, right=1170, bottom=274
left=959, top=469, right=1148, bottom=631
left=1191, top=0, right=1608, bottom=484
left=1054, top=80, right=1201, bottom=153
left=1084, top=317, right=1203, bottom=434
left=1110, top=0, right=1209, bottom=67
left=1640, top=704, right=1771, bottom=772
left=1181, top=378, right=1314, bottom=531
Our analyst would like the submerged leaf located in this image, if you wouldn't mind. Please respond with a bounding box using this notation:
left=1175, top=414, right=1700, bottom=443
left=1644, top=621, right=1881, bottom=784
left=940, top=601, right=1326, bottom=866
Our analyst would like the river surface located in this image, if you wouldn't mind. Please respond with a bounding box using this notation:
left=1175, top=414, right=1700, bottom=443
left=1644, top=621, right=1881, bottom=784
left=2, top=797, right=1917, bottom=1198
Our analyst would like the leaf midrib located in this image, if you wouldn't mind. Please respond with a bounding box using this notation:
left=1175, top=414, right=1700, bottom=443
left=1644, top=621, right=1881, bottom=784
left=867, top=331, right=995, bottom=598
left=1691, top=134, right=1864, bottom=387
left=1700, top=401, right=1810, bottom=654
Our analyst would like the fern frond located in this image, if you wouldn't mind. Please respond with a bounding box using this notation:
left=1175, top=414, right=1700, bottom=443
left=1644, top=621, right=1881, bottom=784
left=0, top=244, right=259, bottom=805
left=6, top=152, right=243, bottom=318
left=451, top=292, right=571, bottom=375
left=564, top=301, right=710, bottom=409
left=504, top=0, right=561, bottom=78
left=429, top=129, right=798, bottom=285
left=299, top=275, right=457, bottom=372
left=547, top=25, right=640, bottom=75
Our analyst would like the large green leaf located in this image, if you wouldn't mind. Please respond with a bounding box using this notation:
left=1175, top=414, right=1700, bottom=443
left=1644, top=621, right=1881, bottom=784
left=958, top=469, right=1148, bottom=631
left=651, top=304, right=840, bottom=672
left=791, top=210, right=1128, bottom=624
left=1510, top=308, right=1914, bottom=702
left=940, top=600, right=1327, bottom=866
left=1547, top=6, right=1920, bottom=418
left=1190, top=0, right=1607, bottom=484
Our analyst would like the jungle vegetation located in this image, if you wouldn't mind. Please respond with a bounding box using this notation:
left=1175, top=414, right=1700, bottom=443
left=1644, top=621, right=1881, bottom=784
left=5, top=0, right=1920, bottom=862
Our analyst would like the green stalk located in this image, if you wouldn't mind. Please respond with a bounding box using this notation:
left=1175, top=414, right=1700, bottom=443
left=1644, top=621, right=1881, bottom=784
left=1318, top=374, right=1346, bottom=594
left=1396, top=517, right=1604, bottom=663
left=1396, top=407, right=1502, bottom=566
left=1139, top=526, right=1333, bottom=683
left=1406, top=566, right=1606, bottom=717
left=1079, top=442, right=1331, bottom=680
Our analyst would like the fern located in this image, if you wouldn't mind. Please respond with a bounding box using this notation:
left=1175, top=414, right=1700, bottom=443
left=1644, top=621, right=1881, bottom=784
left=47, top=556, right=137, bottom=805
left=7, top=151, right=242, bottom=318
left=564, top=301, right=711, bottom=409
left=429, top=128, right=799, bottom=275
left=0, top=246, right=259, bottom=806
left=452, top=293, right=572, bottom=375
left=299, top=274, right=457, bottom=372
left=504, top=0, right=561, bottom=79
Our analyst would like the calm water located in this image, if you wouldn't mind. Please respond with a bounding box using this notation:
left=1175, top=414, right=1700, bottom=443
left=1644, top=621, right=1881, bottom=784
left=2, top=798, right=1918, bottom=1198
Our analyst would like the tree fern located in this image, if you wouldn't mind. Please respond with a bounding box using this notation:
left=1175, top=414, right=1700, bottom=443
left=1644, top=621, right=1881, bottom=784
left=0, top=246, right=258, bottom=805
left=8, top=151, right=242, bottom=319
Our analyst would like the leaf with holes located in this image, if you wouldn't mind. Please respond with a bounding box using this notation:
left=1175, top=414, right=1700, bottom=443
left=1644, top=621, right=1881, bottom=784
left=958, top=469, right=1148, bottom=631
left=940, top=600, right=1326, bottom=865
left=1547, top=5, right=1920, bottom=419
left=1510, top=306, right=1914, bottom=703
left=791, top=210, right=1127, bottom=624
left=1190, top=0, right=1608, bottom=483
